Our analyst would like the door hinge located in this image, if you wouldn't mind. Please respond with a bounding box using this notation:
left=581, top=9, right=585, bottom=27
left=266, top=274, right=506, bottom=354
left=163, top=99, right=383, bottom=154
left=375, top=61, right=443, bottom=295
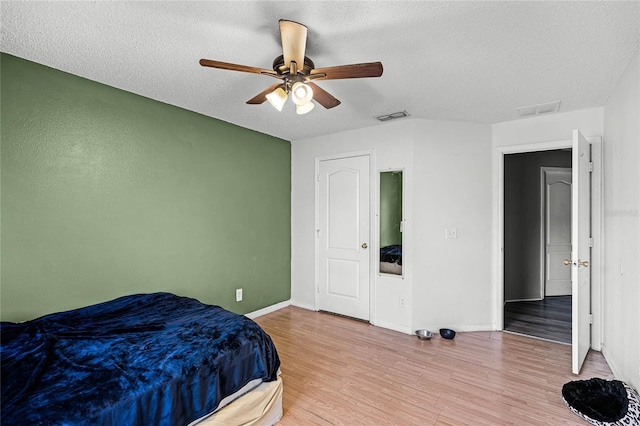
left=589, top=237, right=594, bottom=247
left=588, top=162, right=594, bottom=172
left=317, top=174, right=320, bottom=182
left=317, top=285, right=320, bottom=294
left=589, top=314, right=594, bottom=324
left=316, top=229, right=321, bottom=238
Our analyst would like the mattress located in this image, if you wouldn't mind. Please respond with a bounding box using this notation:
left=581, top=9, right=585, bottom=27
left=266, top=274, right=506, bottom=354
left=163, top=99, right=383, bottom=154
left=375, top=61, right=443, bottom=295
left=194, top=376, right=283, bottom=426
left=380, top=261, right=403, bottom=275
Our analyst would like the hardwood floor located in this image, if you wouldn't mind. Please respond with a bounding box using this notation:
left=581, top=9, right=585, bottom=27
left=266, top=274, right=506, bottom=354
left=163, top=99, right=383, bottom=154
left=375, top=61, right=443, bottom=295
left=504, top=296, right=572, bottom=344
left=254, top=306, right=612, bottom=426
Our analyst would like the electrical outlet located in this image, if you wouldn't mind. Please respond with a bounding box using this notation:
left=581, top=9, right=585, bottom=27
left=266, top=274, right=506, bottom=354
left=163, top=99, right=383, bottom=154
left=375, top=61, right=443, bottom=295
left=620, top=260, right=624, bottom=276
left=399, top=297, right=406, bottom=308
left=446, top=227, right=457, bottom=239
left=236, top=288, right=243, bottom=302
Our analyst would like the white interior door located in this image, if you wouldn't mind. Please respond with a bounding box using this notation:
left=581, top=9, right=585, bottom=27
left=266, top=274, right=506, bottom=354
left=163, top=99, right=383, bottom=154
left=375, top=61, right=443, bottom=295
left=318, top=155, right=370, bottom=320
left=571, top=129, right=591, bottom=374
left=544, top=168, right=572, bottom=296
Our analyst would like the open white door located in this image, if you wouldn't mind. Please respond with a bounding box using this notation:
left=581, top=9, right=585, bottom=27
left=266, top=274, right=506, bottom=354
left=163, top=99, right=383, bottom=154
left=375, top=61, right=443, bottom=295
left=571, top=129, right=591, bottom=374
left=318, top=155, right=370, bottom=321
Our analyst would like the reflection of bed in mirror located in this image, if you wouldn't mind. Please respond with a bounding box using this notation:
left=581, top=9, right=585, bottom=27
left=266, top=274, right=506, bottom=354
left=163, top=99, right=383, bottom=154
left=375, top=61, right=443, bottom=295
left=379, top=170, right=403, bottom=276
left=380, top=244, right=402, bottom=275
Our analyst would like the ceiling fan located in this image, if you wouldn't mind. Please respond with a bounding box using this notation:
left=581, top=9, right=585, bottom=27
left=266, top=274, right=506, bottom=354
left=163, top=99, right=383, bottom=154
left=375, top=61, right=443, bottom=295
left=199, top=19, right=383, bottom=114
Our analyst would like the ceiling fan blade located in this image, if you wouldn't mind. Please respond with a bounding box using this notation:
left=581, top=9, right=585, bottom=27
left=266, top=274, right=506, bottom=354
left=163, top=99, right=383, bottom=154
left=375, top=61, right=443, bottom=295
left=279, top=20, right=307, bottom=72
left=307, top=82, right=341, bottom=109
left=246, top=83, right=284, bottom=105
left=310, top=62, right=383, bottom=80
left=200, top=59, right=277, bottom=76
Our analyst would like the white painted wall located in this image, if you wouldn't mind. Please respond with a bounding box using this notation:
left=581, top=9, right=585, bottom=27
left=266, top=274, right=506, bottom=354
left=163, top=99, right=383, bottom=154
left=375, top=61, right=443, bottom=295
left=602, top=52, right=639, bottom=391
left=492, top=108, right=604, bottom=148
left=291, top=118, right=493, bottom=334
left=411, top=120, right=493, bottom=332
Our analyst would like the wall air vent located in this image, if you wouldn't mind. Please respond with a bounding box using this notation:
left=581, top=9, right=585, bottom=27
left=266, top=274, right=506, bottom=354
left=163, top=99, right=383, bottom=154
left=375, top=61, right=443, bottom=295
left=375, top=110, right=411, bottom=122
left=516, top=101, right=561, bottom=118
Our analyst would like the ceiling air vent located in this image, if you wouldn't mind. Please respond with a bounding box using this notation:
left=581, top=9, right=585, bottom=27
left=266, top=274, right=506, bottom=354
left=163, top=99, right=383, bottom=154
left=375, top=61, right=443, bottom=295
left=516, top=101, right=561, bottom=118
left=376, top=110, right=410, bottom=122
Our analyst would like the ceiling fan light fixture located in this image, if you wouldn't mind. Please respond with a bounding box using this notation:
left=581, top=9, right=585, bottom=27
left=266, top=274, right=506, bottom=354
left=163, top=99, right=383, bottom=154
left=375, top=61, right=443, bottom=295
left=296, top=101, right=315, bottom=115
left=200, top=20, right=383, bottom=114
left=266, top=87, right=288, bottom=111
left=291, top=81, right=313, bottom=105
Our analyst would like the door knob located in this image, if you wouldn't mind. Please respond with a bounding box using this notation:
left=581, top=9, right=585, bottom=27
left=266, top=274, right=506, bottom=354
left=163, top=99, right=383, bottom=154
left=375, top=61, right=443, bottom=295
left=563, top=259, right=590, bottom=267
left=362, top=243, right=368, bottom=249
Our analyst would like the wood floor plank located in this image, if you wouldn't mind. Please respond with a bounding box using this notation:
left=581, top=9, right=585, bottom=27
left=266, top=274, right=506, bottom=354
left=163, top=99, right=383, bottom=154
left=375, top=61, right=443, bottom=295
left=254, top=307, right=613, bottom=425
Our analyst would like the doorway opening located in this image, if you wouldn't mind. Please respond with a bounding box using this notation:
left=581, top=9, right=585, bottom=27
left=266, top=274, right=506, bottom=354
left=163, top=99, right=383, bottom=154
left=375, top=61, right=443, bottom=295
left=503, top=149, right=572, bottom=344
left=497, top=132, right=602, bottom=374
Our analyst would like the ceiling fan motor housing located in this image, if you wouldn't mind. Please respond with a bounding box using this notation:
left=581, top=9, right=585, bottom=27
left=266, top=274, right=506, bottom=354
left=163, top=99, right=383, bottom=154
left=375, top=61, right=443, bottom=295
left=272, top=54, right=316, bottom=75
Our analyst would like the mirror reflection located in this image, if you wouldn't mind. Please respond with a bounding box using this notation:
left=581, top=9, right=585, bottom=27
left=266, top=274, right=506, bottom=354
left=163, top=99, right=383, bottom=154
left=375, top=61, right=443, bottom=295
left=379, top=171, right=403, bottom=275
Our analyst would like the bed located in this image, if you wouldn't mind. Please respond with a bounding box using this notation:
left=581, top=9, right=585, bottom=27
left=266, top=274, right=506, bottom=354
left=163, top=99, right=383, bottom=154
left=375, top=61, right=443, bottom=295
left=0, top=292, right=282, bottom=425
left=380, top=244, right=402, bottom=275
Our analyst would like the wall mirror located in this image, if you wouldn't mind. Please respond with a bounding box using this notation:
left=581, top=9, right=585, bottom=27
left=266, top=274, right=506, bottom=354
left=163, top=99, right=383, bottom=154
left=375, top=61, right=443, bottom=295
left=379, top=170, right=403, bottom=276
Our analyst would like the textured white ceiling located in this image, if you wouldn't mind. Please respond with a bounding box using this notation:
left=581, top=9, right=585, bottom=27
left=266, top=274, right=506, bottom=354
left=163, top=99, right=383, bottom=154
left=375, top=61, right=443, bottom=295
left=1, top=1, right=639, bottom=141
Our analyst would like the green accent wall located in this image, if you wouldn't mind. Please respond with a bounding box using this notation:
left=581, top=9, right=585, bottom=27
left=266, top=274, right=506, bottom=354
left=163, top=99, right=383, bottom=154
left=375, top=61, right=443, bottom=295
left=0, top=53, right=291, bottom=322
left=379, top=171, right=403, bottom=247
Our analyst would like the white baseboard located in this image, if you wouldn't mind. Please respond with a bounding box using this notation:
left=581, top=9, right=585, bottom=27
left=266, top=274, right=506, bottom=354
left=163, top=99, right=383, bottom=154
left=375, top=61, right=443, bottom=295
left=245, top=300, right=291, bottom=319
left=504, top=297, right=544, bottom=303
left=289, top=300, right=317, bottom=311
left=247, top=301, right=493, bottom=338
left=458, top=323, right=496, bottom=332
left=375, top=322, right=495, bottom=336
left=601, top=345, right=621, bottom=379
left=371, top=320, right=412, bottom=335
left=415, top=323, right=496, bottom=333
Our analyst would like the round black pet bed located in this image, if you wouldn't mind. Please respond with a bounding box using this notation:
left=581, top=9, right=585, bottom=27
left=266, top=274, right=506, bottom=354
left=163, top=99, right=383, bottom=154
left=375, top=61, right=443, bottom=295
left=562, top=378, right=640, bottom=425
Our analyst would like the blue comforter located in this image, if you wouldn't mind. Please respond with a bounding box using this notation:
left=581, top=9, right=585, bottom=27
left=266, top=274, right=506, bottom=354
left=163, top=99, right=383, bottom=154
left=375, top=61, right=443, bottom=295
left=1, top=292, right=280, bottom=425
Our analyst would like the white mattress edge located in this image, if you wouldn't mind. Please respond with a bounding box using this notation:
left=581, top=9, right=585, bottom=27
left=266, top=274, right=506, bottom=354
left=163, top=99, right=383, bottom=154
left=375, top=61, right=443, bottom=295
left=188, top=370, right=282, bottom=426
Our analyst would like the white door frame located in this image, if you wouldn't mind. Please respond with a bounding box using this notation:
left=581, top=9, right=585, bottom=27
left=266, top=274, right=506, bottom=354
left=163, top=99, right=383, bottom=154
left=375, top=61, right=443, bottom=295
left=314, top=149, right=376, bottom=321
left=496, top=137, right=603, bottom=350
